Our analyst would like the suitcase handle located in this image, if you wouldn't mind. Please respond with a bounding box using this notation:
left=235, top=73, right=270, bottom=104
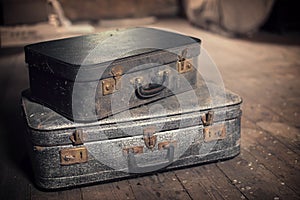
left=135, top=71, right=168, bottom=99
left=127, top=144, right=174, bottom=173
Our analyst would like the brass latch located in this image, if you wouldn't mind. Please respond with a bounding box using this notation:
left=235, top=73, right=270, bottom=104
left=102, top=65, right=123, bottom=95
left=177, top=49, right=193, bottom=73
left=61, top=130, right=88, bottom=165
left=201, top=111, right=214, bottom=126
left=123, top=146, right=144, bottom=155
left=203, top=124, right=226, bottom=142
left=201, top=111, right=226, bottom=142
left=158, top=141, right=177, bottom=150
left=143, top=126, right=157, bottom=150
left=60, top=147, right=88, bottom=165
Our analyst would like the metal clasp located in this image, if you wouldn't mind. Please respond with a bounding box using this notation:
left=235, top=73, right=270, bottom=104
left=203, top=124, right=226, bottom=142
left=201, top=111, right=226, bottom=142
left=158, top=141, right=177, bottom=150
left=123, top=146, right=144, bottom=155
left=143, top=126, right=157, bottom=150
left=177, top=49, right=193, bottom=73
left=201, top=111, right=214, bottom=126
left=61, top=130, right=88, bottom=165
left=102, top=65, right=123, bottom=95
left=70, top=130, right=84, bottom=145
left=60, top=147, right=88, bottom=165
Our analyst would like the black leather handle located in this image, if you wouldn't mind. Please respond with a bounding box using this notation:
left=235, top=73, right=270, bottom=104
left=135, top=71, right=168, bottom=99
left=127, top=144, right=174, bottom=174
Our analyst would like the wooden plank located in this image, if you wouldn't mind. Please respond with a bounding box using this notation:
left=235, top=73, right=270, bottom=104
left=0, top=121, right=31, bottom=200
left=0, top=161, right=31, bottom=200
left=234, top=72, right=300, bottom=166
left=81, top=180, right=135, bottom=200
left=257, top=121, right=300, bottom=155
left=225, top=78, right=290, bottom=124
left=128, top=172, right=191, bottom=200
left=242, top=127, right=300, bottom=196
left=30, top=185, right=59, bottom=200
left=223, top=64, right=300, bottom=127
left=221, top=102, right=300, bottom=199
left=217, top=115, right=300, bottom=199
left=58, top=188, right=82, bottom=200
left=217, top=149, right=299, bottom=200
left=242, top=121, right=299, bottom=171
left=0, top=51, right=31, bottom=200
left=174, top=164, right=245, bottom=200
left=241, top=99, right=282, bottom=124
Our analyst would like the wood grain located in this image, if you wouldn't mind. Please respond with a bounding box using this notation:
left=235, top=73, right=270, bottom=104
left=128, top=173, right=191, bottom=200
left=81, top=180, right=135, bottom=200
left=175, top=164, right=244, bottom=200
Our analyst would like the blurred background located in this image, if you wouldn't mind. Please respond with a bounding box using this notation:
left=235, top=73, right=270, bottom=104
left=1, top=0, right=300, bottom=47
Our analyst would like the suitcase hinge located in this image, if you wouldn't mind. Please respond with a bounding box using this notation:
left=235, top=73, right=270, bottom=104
left=102, top=65, right=123, bottom=95
left=201, top=111, right=227, bottom=142
left=70, top=130, right=84, bottom=145
left=177, top=49, right=193, bottom=73
left=201, top=111, right=214, bottom=126
left=143, top=126, right=157, bottom=150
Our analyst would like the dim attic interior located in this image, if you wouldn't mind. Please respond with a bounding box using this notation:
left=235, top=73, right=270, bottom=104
left=1, top=1, right=298, bottom=198
left=22, top=27, right=242, bottom=189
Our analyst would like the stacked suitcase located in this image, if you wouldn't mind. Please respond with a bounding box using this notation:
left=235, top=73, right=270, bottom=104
left=21, top=27, right=242, bottom=189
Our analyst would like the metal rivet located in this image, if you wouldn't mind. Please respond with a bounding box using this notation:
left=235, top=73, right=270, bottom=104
left=105, top=84, right=110, bottom=91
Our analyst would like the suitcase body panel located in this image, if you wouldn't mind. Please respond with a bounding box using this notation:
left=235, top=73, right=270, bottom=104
left=30, top=120, right=240, bottom=189
left=28, top=60, right=198, bottom=121
left=25, top=28, right=201, bottom=121
left=30, top=118, right=240, bottom=177
left=22, top=85, right=242, bottom=189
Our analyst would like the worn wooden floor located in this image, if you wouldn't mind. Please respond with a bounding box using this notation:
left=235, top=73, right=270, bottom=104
left=0, top=18, right=299, bottom=200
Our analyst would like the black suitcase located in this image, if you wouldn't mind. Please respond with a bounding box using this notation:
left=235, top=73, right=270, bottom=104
left=24, top=27, right=201, bottom=122
left=21, top=83, right=242, bottom=189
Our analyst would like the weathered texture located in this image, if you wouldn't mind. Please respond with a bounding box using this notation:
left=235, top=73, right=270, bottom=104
left=3, top=18, right=299, bottom=199
left=25, top=28, right=200, bottom=121
left=22, top=84, right=242, bottom=189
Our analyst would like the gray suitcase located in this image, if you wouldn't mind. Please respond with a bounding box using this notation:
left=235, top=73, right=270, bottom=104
left=21, top=84, right=242, bottom=189
left=24, top=27, right=200, bottom=122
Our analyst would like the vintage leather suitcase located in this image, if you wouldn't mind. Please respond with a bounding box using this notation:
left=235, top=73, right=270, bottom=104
left=24, top=27, right=201, bottom=122
left=22, top=83, right=242, bottom=189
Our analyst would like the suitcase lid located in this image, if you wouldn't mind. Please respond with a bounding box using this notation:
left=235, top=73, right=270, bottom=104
left=24, top=27, right=201, bottom=81
left=22, top=83, right=242, bottom=145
